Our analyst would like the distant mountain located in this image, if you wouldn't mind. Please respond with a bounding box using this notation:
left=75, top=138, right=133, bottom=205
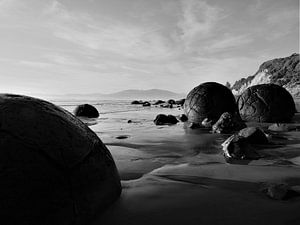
left=45, top=89, right=186, bottom=101
left=231, top=53, right=300, bottom=97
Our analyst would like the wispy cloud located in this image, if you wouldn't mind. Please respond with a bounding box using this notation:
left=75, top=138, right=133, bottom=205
left=177, top=0, right=224, bottom=51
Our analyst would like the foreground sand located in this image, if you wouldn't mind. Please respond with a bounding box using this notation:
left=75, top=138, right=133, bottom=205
left=66, top=103, right=300, bottom=225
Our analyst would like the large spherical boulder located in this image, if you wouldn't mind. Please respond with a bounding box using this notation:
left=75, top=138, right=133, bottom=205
left=0, top=94, right=121, bottom=225
left=74, top=104, right=99, bottom=118
left=184, top=82, right=238, bottom=124
left=237, top=84, right=296, bottom=122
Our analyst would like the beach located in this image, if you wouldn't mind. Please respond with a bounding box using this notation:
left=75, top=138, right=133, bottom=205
left=56, top=99, right=300, bottom=225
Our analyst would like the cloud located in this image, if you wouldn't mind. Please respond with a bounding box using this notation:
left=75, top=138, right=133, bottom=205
left=204, top=34, right=253, bottom=53
left=42, top=1, right=175, bottom=61
left=177, top=0, right=223, bottom=51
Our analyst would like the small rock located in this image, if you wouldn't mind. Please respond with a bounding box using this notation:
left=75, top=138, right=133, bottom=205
left=201, top=118, right=213, bottom=128
left=153, top=100, right=165, bottom=105
left=154, top=114, right=178, bottom=125
left=127, top=120, right=132, bottom=123
left=142, top=101, right=151, bottom=107
left=268, top=123, right=293, bottom=132
left=131, top=100, right=143, bottom=105
left=175, top=98, right=185, bottom=106
left=179, top=114, right=188, bottom=122
left=212, top=112, right=246, bottom=134
left=265, top=183, right=289, bottom=200
left=167, top=99, right=176, bottom=104
left=188, top=122, right=201, bottom=129
left=116, top=135, right=129, bottom=139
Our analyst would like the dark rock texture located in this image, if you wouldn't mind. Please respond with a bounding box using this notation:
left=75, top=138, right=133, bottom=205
left=0, top=94, right=121, bottom=225
left=74, top=104, right=99, bottom=118
left=212, top=112, right=246, bottom=134
left=238, top=127, right=268, bottom=144
left=154, top=114, right=178, bottom=125
left=142, top=101, right=151, bottom=107
left=175, top=98, right=185, bottom=106
left=153, top=100, right=165, bottom=105
left=184, top=82, right=238, bottom=124
left=179, top=114, right=188, bottom=122
left=167, top=99, right=176, bottom=104
left=131, top=100, right=143, bottom=105
left=232, top=53, right=300, bottom=97
left=237, top=84, right=296, bottom=122
left=222, top=135, right=260, bottom=161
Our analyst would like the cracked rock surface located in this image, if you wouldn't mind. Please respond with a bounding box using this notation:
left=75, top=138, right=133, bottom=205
left=184, top=82, right=238, bottom=125
left=237, top=84, right=296, bottom=123
left=0, top=94, right=121, bottom=225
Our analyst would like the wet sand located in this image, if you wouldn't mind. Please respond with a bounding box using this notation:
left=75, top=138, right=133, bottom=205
left=64, top=101, right=300, bottom=225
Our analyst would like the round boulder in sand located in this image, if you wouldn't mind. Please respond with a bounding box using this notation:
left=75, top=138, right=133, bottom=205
left=237, top=84, right=296, bottom=122
left=154, top=114, right=178, bottom=125
left=184, top=82, right=238, bottom=124
left=74, top=103, right=99, bottom=118
left=0, top=94, right=121, bottom=225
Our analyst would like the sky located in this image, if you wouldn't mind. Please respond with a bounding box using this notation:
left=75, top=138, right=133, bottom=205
left=0, top=0, right=299, bottom=96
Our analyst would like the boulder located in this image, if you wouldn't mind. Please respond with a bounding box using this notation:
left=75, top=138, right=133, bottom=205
left=238, top=127, right=268, bottom=144
left=154, top=114, right=178, bottom=125
left=142, top=101, right=151, bottom=107
left=184, top=82, right=238, bottom=125
left=74, top=104, right=99, bottom=118
left=222, top=135, right=260, bottom=161
left=212, top=112, right=246, bottom=134
left=237, top=84, right=296, bottom=122
left=0, top=94, right=121, bottom=225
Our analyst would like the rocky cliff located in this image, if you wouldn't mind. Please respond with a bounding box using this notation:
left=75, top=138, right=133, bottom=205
left=231, top=53, right=300, bottom=97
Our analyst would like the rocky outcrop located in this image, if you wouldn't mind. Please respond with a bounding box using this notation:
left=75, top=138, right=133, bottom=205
left=0, top=94, right=121, bottom=225
left=232, top=53, right=300, bottom=97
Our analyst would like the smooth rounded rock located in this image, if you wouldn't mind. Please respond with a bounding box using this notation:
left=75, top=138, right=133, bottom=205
left=237, top=84, right=296, bottom=122
left=184, top=82, right=238, bottom=125
left=154, top=114, right=178, bottom=125
left=0, top=94, right=121, bottom=225
left=74, top=104, right=99, bottom=118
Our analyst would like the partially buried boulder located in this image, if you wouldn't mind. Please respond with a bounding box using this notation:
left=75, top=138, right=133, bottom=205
left=74, top=103, right=99, bottom=118
left=212, top=112, right=246, bottom=134
left=237, top=84, right=296, bottom=122
left=0, top=94, right=121, bottom=225
left=222, top=135, right=260, bottom=161
left=154, top=114, right=178, bottom=125
left=131, top=100, right=143, bottom=105
left=184, top=82, right=238, bottom=125
left=238, top=127, right=269, bottom=144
